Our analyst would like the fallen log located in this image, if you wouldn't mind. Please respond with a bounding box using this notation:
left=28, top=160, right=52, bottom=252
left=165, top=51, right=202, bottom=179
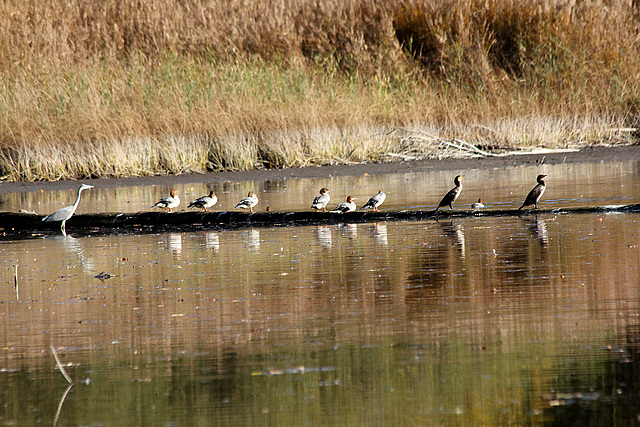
left=1, top=204, right=639, bottom=240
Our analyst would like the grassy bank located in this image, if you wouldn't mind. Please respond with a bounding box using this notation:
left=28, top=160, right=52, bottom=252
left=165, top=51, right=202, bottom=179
left=0, top=0, right=639, bottom=181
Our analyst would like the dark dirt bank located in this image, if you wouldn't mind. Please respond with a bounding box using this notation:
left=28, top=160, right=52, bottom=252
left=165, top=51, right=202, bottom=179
left=1, top=145, right=639, bottom=194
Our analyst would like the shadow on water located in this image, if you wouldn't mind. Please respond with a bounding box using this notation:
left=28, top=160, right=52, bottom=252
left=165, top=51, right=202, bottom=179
left=542, top=324, right=640, bottom=426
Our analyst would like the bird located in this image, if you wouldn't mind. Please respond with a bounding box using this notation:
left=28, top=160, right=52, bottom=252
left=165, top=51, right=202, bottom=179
left=360, top=190, right=386, bottom=212
left=235, top=191, right=258, bottom=212
left=471, top=198, right=485, bottom=209
left=311, top=187, right=331, bottom=212
left=434, top=175, right=463, bottom=212
left=152, top=189, right=180, bottom=212
left=188, top=190, right=217, bottom=212
left=331, top=196, right=357, bottom=213
left=519, top=174, right=547, bottom=210
left=42, top=183, right=94, bottom=234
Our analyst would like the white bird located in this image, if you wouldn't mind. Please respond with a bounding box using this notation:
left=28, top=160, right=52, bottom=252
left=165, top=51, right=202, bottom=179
left=188, top=190, right=217, bottom=212
left=311, top=187, right=330, bottom=212
left=42, top=184, right=94, bottom=234
left=360, top=190, right=386, bottom=212
left=331, top=196, right=357, bottom=213
left=235, top=191, right=259, bottom=212
left=152, top=189, right=180, bottom=212
left=471, top=198, right=485, bottom=209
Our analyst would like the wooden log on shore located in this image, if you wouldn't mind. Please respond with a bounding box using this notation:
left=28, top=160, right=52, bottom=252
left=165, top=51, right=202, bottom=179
left=1, top=204, right=639, bottom=239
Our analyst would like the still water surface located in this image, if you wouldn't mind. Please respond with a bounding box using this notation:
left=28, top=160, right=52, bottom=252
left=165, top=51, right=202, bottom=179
left=1, top=160, right=640, bottom=425
left=3, top=160, right=639, bottom=215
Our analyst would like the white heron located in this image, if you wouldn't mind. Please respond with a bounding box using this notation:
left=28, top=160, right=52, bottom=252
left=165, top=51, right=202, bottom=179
left=42, top=184, right=94, bottom=234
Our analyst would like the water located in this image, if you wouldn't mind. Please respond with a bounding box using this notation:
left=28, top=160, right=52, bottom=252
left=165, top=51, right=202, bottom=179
left=3, top=161, right=639, bottom=215
left=1, top=160, right=640, bottom=425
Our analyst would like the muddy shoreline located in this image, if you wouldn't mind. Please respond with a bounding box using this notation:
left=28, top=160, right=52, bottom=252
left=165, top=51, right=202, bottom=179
left=1, top=145, right=638, bottom=194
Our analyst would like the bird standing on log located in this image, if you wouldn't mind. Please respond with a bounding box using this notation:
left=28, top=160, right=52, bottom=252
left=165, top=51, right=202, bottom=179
left=519, top=174, right=547, bottom=210
left=435, top=175, right=463, bottom=213
left=235, top=191, right=259, bottom=213
left=311, top=188, right=331, bottom=212
left=152, top=189, right=180, bottom=212
left=331, top=196, right=357, bottom=213
left=188, top=190, right=217, bottom=212
left=360, top=190, right=386, bottom=212
left=42, top=184, right=94, bottom=234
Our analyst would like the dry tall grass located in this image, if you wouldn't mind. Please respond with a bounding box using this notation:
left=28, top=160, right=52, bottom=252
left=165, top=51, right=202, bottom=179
left=0, top=0, right=639, bottom=181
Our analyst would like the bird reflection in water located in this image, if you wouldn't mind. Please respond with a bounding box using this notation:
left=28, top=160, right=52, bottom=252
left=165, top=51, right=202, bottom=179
left=205, top=231, right=220, bottom=252
left=50, top=234, right=94, bottom=272
left=372, top=223, right=388, bottom=246
left=441, top=221, right=466, bottom=258
left=314, top=226, right=332, bottom=248
left=167, top=233, right=182, bottom=255
left=242, top=228, right=260, bottom=251
left=343, top=223, right=358, bottom=239
left=528, top=216, right=549, bottom=246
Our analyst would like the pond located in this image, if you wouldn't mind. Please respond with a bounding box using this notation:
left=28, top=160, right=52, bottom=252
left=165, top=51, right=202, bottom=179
left=1, top=160, right=640, bottom=425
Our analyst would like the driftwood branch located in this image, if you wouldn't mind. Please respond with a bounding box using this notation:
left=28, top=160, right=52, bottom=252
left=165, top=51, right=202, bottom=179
left=50, top=345, right=73, bottom=384
left=384, top=128, right=501, bottom=158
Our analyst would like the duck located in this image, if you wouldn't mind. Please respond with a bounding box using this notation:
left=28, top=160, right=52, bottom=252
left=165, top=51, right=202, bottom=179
left=188, top=190, right=217, bottom=212
left=435, top=175, right=463, bottom=213
left=235, top=191, right=259, bottom=212
left=331, top=196, right=357, bottom=213
left=311, top=187, right=331, bottom=212
left=360, top=190, right=386, bottom=212
left=471, top=198, right=485, bottom=209
left=152, top=189, right=180, bottom=212
left=42, top=183, right=94, bottom=234
left=519, top=174, right=547, bottom=210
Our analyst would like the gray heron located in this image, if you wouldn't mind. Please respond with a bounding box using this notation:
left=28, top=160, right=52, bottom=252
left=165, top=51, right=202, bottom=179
left=42, top=184, right=94, bottom=234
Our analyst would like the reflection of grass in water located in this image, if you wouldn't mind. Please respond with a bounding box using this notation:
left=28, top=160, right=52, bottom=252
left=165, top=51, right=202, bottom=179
left=7, top=332, right=629, bottom=425
left=1, top=0, right=639, bottom=181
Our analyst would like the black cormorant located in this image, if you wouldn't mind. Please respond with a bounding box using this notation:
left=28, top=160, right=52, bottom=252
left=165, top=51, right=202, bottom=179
left=519, top=174, right=547, bottom=210
left=435, top=175, right=463, bottom=213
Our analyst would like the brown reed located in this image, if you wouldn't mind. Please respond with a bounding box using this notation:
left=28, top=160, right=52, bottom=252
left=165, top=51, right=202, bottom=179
left=0, top=0, right=638, bottom=181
